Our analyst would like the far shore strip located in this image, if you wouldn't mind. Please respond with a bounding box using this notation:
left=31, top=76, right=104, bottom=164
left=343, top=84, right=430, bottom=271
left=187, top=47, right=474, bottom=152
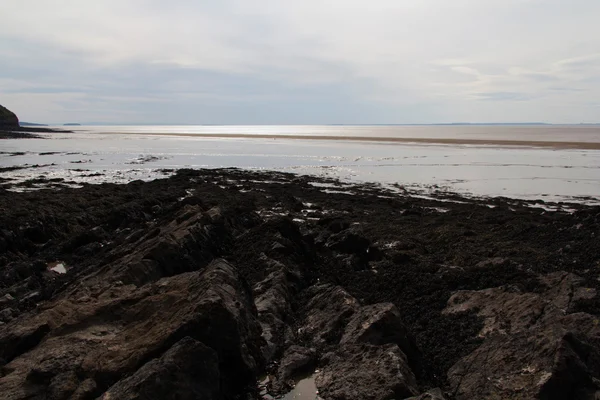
left=93, top=131, right=600, bottom=150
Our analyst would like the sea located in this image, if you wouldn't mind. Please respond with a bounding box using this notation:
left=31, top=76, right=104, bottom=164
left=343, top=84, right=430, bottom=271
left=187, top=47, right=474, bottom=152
left=1, top=125, right=600, bottom=204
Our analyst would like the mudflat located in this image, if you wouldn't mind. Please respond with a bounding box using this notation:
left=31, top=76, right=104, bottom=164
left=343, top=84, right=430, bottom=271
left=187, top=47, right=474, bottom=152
left=95, top=131, right=600, bottom=150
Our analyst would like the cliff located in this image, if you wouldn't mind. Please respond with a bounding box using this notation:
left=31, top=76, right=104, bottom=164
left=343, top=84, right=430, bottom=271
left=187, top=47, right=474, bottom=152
left=0, top=104, right=19, bottom=128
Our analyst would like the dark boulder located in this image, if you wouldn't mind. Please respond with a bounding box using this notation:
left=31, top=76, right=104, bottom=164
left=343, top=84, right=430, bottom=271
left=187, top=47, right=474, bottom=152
left=272, top=345, right=317, bottom=393
left=295, top=286, right=421, bottom=400
left=278, top=345, right=316, bottom=380
left=326, top=227, right=371, bottom=255
left=316, top=343, right=419, bottom=400
left=297, top=284, right=360, bottom=348
left=341, top=302, right=421, bottom=370
left=444, top=274, right=600, bottom=399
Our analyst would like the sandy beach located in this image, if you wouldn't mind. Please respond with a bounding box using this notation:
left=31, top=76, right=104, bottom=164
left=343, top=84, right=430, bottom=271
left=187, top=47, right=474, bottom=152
left=92, top=131, right=600, bottom=150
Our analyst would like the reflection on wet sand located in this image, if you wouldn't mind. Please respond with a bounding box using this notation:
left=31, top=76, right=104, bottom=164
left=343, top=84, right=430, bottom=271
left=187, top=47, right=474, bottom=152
left=95, top=131, right=600, bottom=150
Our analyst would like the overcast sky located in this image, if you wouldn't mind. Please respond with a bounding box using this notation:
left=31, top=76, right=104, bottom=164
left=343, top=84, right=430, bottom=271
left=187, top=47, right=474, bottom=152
left=1, top=0, right=599, bottom=124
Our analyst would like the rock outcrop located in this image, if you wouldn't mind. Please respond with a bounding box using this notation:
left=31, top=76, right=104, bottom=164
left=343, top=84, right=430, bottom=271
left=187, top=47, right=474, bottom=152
left=100, top=337, right=221, bottom=400
left=0, top=104, right=19, bottom=128
left=444, top=272, right=600, bottom=399
left=279, top=284, right=421, bottom=399
left=0, top=259, right=264, bottom=400
left=316, top=343, right=419, bottom=399
left=0, top=168, right=599, bottom=400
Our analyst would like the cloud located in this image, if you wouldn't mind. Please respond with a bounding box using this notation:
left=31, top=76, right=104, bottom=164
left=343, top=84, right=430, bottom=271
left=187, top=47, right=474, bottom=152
left=474, top=92, right=533, bottom=102
left=1, top=0, right=599, bottom=123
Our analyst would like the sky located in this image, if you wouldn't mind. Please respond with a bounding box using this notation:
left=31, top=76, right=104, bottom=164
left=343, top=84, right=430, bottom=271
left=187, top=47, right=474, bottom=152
left=1, top=0, right=599, bottom=124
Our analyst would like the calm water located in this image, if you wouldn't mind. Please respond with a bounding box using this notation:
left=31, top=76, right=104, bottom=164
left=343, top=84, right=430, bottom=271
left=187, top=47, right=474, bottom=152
left=2, top=125, right=600, bottom=203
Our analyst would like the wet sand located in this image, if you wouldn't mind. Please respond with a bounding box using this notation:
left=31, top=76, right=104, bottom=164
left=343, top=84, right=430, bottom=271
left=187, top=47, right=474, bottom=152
left=94, top=131, right=600, bottom=150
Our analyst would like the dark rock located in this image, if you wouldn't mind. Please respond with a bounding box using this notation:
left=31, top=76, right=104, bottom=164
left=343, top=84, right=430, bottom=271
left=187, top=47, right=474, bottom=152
left=0, top=308, right=14, bottom=322
left=341, top=303, right=420, bottom=370
left=269, top=241, right=293, bottom=256
left=475, top=257, right=507, bottom=268
left=339, top=253, right=369, bottom=271
left=151, top=204, right=162, bottom=214
left=100, top=337, right=221, bottom=400
left=297, top=284, right=360, bottom=348
left=253, top=257, right=303, bottom=362
left=112, top=205, right=232, bottom=286
left=404, top=388, right=446, bottom=400
left=71, top=378, right=98, bottom=400
left=0, top=294, right=14, bottom=307
left=0, top=104, right=19, bottom=128
left=201, top=206, right=223, bottom=224
left=367, top=245, right=384, bottom=261
left=0, top=321, right=50, bottom=362
left=277, top=345, right=316, bottom=383
left=444, top=274, right=600, bottom=399
left=1, top=168, right=600, bottom=400
left=0, top=260, right=263, bottom=399
left=47, top=370, right=80, bottom=400
left=539, top=271, right=596, bottom=313
left=390, top=251, right=413, bottom=264
left=316, top=343, right=419, bottom=400
left=61, top=230, right=104, bottom=252
left=326, top=227, right=370, bottom=255
left=318, top=218, right=350, bottom=234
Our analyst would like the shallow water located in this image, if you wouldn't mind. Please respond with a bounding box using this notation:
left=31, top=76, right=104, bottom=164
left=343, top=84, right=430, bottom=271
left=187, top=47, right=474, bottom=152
left=1, top=127, right=599, bottom=203
left=281, top=376, right=320, bottom=400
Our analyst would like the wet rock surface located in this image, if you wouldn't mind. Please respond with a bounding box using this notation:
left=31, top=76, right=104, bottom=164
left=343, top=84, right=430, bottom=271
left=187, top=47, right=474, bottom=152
left=0, top=168, right=599, bottom=399
left=100, top=336, right=221, bottom=400
left=444, top=274, right=600, bottom=399
left=316, top=343, right=419, bottom=399
left=405, top=388, right=447, bottom=400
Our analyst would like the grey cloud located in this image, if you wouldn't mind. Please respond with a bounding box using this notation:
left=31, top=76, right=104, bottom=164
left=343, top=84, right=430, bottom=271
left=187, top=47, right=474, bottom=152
left=474, top=92, right=534, bottom=101
left=1, top=1, right=600, bottom=123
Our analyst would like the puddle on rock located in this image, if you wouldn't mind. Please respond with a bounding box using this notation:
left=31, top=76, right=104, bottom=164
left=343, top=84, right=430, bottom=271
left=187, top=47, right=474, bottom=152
left=258, top=374, right=321, bottom=400
left=47, top=261, right=67, bottom=274
left=281, top=375, right=321, bottom=400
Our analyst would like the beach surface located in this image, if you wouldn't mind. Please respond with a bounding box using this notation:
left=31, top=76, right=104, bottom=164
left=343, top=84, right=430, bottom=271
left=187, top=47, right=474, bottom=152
left=1, top=125, right=600, bottom=203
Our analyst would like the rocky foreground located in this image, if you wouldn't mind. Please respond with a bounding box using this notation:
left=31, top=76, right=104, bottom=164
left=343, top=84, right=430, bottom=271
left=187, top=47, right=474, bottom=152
left=1, top=169, right=599, bottom=399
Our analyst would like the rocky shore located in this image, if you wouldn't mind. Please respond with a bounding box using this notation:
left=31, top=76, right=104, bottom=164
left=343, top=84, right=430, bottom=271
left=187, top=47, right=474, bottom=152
left=1, top=168, right=599, bottom=399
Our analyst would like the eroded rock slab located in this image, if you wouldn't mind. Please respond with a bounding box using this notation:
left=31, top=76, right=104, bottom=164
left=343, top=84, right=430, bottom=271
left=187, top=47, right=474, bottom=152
left=316, top=343, right=419, bottom=400
left=253, top=256, right=304, bottom=362
left=0, top=259, right=263, bottom=400
left=444, top=273, right=600, bottom=399
left=341, top=302, right=420, bottom=370
left=100, top=337, right=221, bottom=400
left=297, top=284, right=360, bottom=348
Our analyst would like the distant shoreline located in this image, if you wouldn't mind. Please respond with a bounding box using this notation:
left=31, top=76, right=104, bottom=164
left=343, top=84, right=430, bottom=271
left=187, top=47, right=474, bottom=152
left=0, top=126, right=72, bottom=139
